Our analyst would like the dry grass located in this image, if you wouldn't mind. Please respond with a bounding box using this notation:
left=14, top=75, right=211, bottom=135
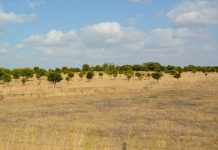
left=0, top=72, right=218, bottom=149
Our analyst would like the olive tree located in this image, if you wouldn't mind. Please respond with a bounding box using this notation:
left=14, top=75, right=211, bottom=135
left=82, top=64, right=90, bottom=72
left=112, top=70, right=118, bottom=79
left=47, top=71, right=63, bottom=86
left=66, top=72, right=74, bottom=81
left=21, top=78, right=27, bottom=85
left=124, top=71, right=134, bottom=81
left=86, top=71, right=95, bottom=81
left=21, top=68, right=34, bottom=80
left=79, top=71, right=85, bottom=79
left=152, top=72, right=163, bottom=80
left=135, top=72, right=143, bottom=80
left=12, top=69, right=22, bottom=80
left=2, top=74, right=12, bottom=85
left=35, top=68, right=46, bottom=85
left=173, top=72, right=181, bottom=80
left=99, top=72, right=104, bottom=79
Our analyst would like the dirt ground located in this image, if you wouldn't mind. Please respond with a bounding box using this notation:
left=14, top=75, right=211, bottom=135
left=0, top=73, right=217, bottom=149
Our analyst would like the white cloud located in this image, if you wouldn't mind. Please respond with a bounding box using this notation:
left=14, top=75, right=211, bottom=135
left=168, top=0, right=218, bottom=26
left=0, top=11, right=37, bottom=24
left=0, top=43, right=10, bottom=53
left=0, top=5, right=37, bottom=34
left=19, top=22, right=146, bottom=58
left=148, top=27, right=211, bottom=50
left=126, top=17, right=137, bottom=25
left=21, top=22, right=147, bottom=55
left=80, top=22, right=146, bottom=50
left=130, top=0, right=151, bottom=4
left=28, top=0, right=45, bottom=8
left=25, top=29, right=77, bottom=46
left=23, top=29, right=79, bottom=55
left=20, top=22, right=214, bottom=56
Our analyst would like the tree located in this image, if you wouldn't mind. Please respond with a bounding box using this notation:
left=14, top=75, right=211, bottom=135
left=173, top=73, right=181, bottom=80
left=66, top=72, right=74, bottom=81
left=62, top=66, right=69, bottom=74
left=79, top=72, right=85, bottom=79
left=99, top=72, right=104, bottom=79
left=143, top=62, right=162, bottom=72
left=21, top=68, right=34, bottom=80
left=66, top=76, right=70, bottom=82
left=146, top=73, right=151, bottom=78
left=152, top=72, right=163, bottom=80
left=21, top=78, right=27, bottom=85
left=135, top=72, right=143, bottom=80
left=55, top=68, right=62, bottom=73
left=2, top=74, right=12, bottom=84
left=35, top=68, right=46, bottom=85
left=132, top=64, right=142, bottom=72
left=12, top=69, right=22, bottom=80
left=124, top=71, right=134, bottom=81
left=94, top=65, right=103, bottom=71
left=47, top=71, right=63, bottom=86
left=86, top=71, right=95, bottom=80
left=82, top=64, right=90, bottom=72
left=112, top=70, right=118, bottom=79
left=35, top=68, right=46, bottom=79
left=67, top=72, right=74, bottom=78
left=0, top=68, right=11, bottom=81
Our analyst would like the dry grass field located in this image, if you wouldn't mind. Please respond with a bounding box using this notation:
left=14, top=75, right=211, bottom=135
left=0, top=72, right=218, bottom=149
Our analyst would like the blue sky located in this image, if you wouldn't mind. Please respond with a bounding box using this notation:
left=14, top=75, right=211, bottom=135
left=0, top=0, right=218, bottom=68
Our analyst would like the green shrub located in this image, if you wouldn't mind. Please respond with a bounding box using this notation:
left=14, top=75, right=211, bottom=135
left=152, top=72, right=163, bottom=80
left=86, top=71, right=95, bottom=80
left=47, top=71, right=63, bottom=86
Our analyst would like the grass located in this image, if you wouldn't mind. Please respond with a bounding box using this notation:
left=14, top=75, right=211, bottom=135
left=0, top=72, right=217, bottom=149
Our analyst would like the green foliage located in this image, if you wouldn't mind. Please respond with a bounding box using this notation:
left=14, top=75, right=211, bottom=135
left=119, top=65, right=132, bottom=72
left=124, top=71, right=134, bottom=81
left=35, top=68, right=46, bottom=79
left=0, top=68, right=11, bottom=81
left=69, top=68, right=81, bottom=72
left=173, top=73, right=181, bottom=79
left=86, top=71, right=95, bottom=80
left=67, top=72, right=74, bottom=78
left=2, top=74, right=12, bottom=84
left=112, top=70, right=118, bottom=79
left=21, top=68, right=34, bottom=80
left=143, top=62, right=162, bottom=72
left=21, top=78, right=27, bottom=85
left=135, top=72, right=143, bottom=80
left=146, top=73, right=151, bottom=78
left=82, top=64, right=90, bottom=72
left=61, top=66, right=69, bottom=74
left=55, top=68, right=62, bottom=73
left=132, top=64, right=142, bottom=72
left=152, top=72, right=163, bottom=80
left=79, top=72, right=85, bottom=79
left=12, top=69, right=22, bottom=79
left=94, top=65, right=103, bottom=71
left=65, top=76, right=70, bottom=82
left=47, top=71, right=63, bottom=86
left=99, top=72, right=104, bottom=78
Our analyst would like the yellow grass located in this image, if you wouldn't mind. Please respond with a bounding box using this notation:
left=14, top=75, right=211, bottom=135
left=0, top=72, right=217, bottom=149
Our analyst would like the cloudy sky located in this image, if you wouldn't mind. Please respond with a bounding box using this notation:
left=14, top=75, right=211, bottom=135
left=0, top=0, right=218, bottom=68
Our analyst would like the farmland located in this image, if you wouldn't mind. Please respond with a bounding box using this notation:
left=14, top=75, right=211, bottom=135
left=0, top=70, right=218, bottom=149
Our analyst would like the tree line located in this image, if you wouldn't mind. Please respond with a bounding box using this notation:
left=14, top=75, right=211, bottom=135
left=0, top=62, right=218, bottom=86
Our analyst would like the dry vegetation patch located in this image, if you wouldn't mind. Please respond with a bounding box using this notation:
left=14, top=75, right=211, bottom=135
left=0, top=73, right=217, bottom=149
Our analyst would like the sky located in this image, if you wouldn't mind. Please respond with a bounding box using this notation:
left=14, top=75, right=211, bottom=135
left=0, top=0, right=218, bottom=68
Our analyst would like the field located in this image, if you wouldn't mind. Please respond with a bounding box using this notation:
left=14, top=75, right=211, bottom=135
left=0, top=73, right=218, bottom=150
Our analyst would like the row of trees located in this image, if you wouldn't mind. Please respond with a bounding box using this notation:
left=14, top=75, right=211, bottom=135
left=0, top=62, right=217, bottom=86
left=81, top=63, right=218, bottom=74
